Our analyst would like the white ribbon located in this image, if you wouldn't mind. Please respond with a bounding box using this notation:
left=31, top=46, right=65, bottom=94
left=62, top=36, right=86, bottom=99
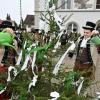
left=54, top=41, right=61, bottom=49
left=28, top=42, right=38, bottom=92
left=21, top=54, right=30, bottom=71
left=77, top=77, right=84, bottom=95
left=39, top=19, right=45, bottom=31
left=54, top=11, right=63, bottom=30
left=69, top=41, right=76, bottom=51
left=32, top=51, right=37, bottom=75
left=48, top=0, right=50, bottom=2
left=52, top=31, right=63, bottom=52
left=50, top=91, right=60, bottom=100
left=49, top=4, right=56, bottom=11
left=53, top=42, right=75, bottom=75
left=52, top=41, right=61, bottom=53
left=16, top=50, right=22, bottom=66
left=0, top=87, right=6, bottom=94
left=95, top=92, right=100, bottom=100
left=21, top=43, right=36, bottom=71
left=7, top=66, right=17, bottom=82
left=28, top=75, right=38, bottom=92
left=23, top=41, right=27, bottom=49
left=16, top=41, right=28, bottom=66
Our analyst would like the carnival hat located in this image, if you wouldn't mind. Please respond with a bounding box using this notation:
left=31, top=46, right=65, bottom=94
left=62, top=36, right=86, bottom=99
left=82, top=21, right=96, bottom=30
left=0, top=20, right=15, bottom=30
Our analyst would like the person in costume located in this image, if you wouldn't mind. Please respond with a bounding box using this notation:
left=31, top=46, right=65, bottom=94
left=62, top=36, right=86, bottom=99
left=0, top=21, right=18, bottom=67
left=60, top=30, right=68, bottom=46
left=73, top=21, right=100, bottom=80
left=0, top=21, right=18, bottom=100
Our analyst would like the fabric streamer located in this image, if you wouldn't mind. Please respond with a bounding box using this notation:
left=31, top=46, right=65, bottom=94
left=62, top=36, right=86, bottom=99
left=23, top=41, right=27, bottom=49
left=21, top=43, right=36, bottom=71
left=31, top=51, right=37, bottom=75
left=21, top=54, right=30, bottom=71
left=53, top=11, right=63, bottom=30
left=0, top=87, right=6, bottom=94
left=16, top=50, right=22, bottom=66
left=28, top=75, right=38, bottom=92
left=53, top=42, right=76, bottom=75
left=77, top=77, right=84, bottom=95
left=50, top=91, right=60, bottom=100
left=28, top=42, right=38, bottom=92
left=49, top=4, right=56, bottom=11
left=0, top=66, right=17, bottom=94
left=16, top=41, right=27, bottom=65
left=52, top=41, right=61, bottom=53
left=96, top=92, right=100, bottom=99
left=7, top=66, right=17, bottom=82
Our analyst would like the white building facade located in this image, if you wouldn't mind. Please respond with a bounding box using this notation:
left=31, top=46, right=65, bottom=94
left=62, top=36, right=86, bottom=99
left=35, top=0, right=100, bottom=34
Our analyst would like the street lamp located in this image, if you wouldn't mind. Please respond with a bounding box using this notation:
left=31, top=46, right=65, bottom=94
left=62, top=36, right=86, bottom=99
left=20, top=0, right=23, bottom=28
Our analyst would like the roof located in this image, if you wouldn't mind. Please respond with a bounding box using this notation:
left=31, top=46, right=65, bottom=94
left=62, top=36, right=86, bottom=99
left=0, top=19, right=3, bottom=28
left=0, top=19, right=3, bottom=25
left=24, top=15, right=34, bottom=25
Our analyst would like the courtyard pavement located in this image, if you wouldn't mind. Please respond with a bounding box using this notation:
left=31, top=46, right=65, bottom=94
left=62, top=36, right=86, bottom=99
left=58, top=47, right=100, bottom=99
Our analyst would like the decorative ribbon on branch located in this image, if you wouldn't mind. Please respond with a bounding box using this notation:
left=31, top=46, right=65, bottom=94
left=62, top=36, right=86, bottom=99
left=0, top=42, right=39, bottom=94
left=7, top=66, right=18, bottom=82
left=53, top=41, right=76, bottom=75
left=31, top=51, right=37, bottom=76
left=0, top=87, right=6, bottom=95
left=50, top=91, right=60, bottom=100
left=21, top=42, right=37, bottom=71
left=16, top=41, right=27, bottom=66
left=28, top=75, right=38, bottom=92
left=0, top=66, right=18, bottom=94
left=77, top=77, right=84, bottom=95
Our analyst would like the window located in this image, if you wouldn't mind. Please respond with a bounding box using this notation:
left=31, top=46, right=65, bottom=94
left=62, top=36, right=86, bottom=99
left=96, top=0, right=100, bottom=9
left=67, top=22, right=78, bottom=33
left=49, top=0, right=58, bottom=8
left=67, top=0, right=71, bottom=9
left=49, top=0, right=53, bottom=8
left=61, top=0, right=71, bottom=9
left=61, top=0, right=66, bottom=9
left=73, top=0, right=94, bottom=9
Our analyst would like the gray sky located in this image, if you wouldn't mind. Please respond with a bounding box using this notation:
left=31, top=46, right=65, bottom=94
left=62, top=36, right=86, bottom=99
left=0, top=0, right=35, bottom=24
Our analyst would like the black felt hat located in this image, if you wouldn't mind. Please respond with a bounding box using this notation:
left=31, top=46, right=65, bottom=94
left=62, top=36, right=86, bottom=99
left=35, top=29, right=39, bottom=32
left=82, top=21, right=96, bottom=30
left=0, top=20, right=15, bottom=30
